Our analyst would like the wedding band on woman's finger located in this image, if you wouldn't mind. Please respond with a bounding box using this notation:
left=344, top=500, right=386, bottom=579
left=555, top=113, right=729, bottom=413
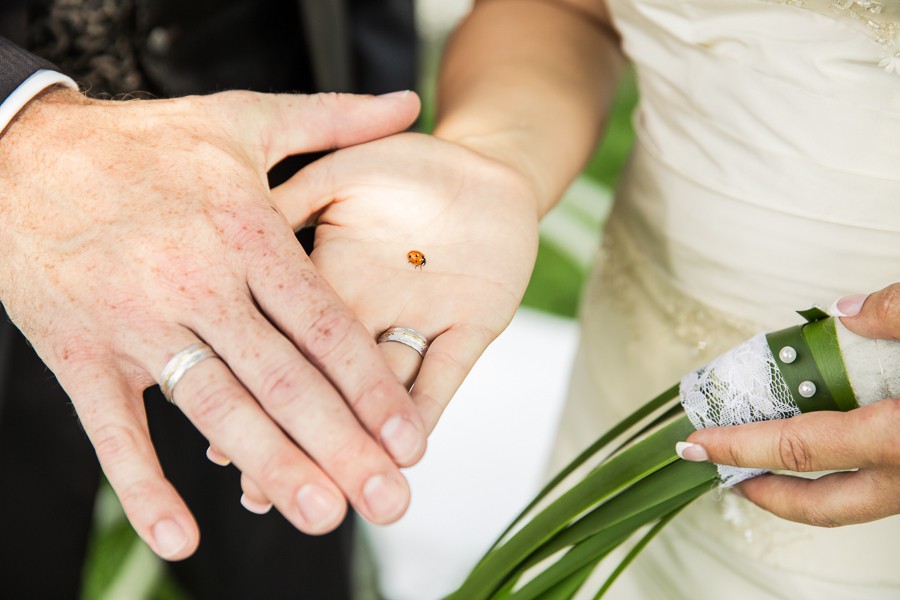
left=377, top=327, right=430, bottom=357
left=160, top=342, right=219, bottom=403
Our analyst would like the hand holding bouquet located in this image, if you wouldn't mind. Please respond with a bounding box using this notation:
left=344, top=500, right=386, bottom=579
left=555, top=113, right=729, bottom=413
left=450, top=288, right=900, bottom=599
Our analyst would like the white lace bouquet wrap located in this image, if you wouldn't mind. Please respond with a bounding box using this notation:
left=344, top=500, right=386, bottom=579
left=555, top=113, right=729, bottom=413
left=449, top=311, right=900, bottom=600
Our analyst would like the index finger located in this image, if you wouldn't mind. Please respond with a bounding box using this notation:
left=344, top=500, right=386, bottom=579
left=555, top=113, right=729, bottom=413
left=684, top=403, right=894, bottom=473
left=245, top=226, right=428, bottom=467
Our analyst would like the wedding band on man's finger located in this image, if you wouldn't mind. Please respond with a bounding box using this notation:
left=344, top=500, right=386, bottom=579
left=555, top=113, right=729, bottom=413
left=377, top=327, right=430, bottom=357
left=159, top=342, right=219, bottom=403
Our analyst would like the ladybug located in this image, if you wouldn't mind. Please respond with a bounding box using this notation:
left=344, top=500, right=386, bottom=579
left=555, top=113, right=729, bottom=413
left=407, top=250, right=426, bottom=269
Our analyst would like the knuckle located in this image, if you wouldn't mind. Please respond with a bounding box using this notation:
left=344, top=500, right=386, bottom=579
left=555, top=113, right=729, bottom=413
left=348, top=377, right=396, bottom=412
left=720, top=440, right=746, bottom=469
left=871, top=287, right=900, bottom=330
left=52, top=334, right=110, bottom=370
left=309, top=93, right=342, bottom=147
left=775, top=425, right=814, bottom=472
left=256, top=454, right=294, bottom=488
left=302, top=305, right=354, bottom=361
left=258, top=361, right=303, bottom=410
left=220, top=89, right=259, bottom=106
left=152, top=249, right=225, bottom=306
left=424, top=346, right=467, bottom=381
left=207, top=90, right=264, bottom=122
left=182, top=380, right=239, bottom=429
left=421, top=347, right=467, bottom=385
left=91, top=422, right=140, bottom=467
left=327, top=434, right=374, bottom=476
left=801, top=505, right=842, bottom=528
left=311, top=91, right=341, bottom=110
left=117, top=478, right=162, bottom=512
left=874, top=400, right=900, bottom=462
left=232, top=225, right=283, bottom=268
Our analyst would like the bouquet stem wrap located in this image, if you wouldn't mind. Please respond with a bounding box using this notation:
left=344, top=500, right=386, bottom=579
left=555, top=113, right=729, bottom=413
left=448, top=312, right=900, bottom=599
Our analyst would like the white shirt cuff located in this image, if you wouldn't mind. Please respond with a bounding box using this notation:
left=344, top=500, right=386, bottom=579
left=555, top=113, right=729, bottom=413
left=0, top=69, right=78, bottom=134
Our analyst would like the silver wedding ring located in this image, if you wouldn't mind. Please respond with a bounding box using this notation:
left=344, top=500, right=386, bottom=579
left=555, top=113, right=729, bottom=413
left=377, top=327, right=429, bottom=357
left=160, top=342, right=218, bottom=403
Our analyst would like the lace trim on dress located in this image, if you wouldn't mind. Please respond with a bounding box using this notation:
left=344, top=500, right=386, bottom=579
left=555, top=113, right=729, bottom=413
left=594, top=219, right=758, bottom=358
left=593, top=219, right=773, bottom=539
left=769, top=0, right=900, bottom=75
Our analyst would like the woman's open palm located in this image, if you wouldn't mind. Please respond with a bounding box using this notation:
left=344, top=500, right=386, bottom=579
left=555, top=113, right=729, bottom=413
left=274, top=132, right=541, bottom=431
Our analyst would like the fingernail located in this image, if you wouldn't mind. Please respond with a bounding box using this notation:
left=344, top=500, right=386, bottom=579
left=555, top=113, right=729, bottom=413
left=829, top=294, right=867, bottom=317
left=240, top=494, right=273, bottom=515
left=363, top=474, right=407, bottom=522
left=381, top=415, right=425, bottom=465
left=296, top=484, right=343, bottom=529
left=152, top=519, right=188, bottom=559
left=675, top=441, right=709, bottom=462
left=206, top=446, right=231, bottom=467
left=377, top=90, right=411, bottom=99
left=731, top=486, right=746, bottom=499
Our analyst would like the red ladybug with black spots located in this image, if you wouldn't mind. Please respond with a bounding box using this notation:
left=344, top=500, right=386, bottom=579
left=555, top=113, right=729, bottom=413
left=407, top=250, right=426, bottom=269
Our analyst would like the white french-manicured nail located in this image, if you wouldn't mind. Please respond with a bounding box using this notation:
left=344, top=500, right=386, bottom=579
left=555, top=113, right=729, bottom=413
left=675, top=441, right=709, bottom=462
left=152, top=519, right=188, bottom=558
left=206, top=446, right=231, bottom=467
left=240, top=494, right=272, bottom=515
left=829, top=294, right=867, bottom=317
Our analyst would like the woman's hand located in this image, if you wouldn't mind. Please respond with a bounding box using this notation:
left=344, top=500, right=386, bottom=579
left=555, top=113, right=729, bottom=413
left=235, top=132, right=543, bottom=511
left=679, top=284, right=900, bottom=526
left=277, top=132, right=542, bottom=429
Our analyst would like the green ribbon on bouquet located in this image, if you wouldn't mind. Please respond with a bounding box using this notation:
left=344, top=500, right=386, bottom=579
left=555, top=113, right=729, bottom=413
left=447, top=312, right=857, bottom=600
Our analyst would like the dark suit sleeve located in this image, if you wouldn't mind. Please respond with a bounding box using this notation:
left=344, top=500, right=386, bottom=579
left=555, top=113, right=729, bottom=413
left=0, top=35, right=59, bottom=103
left=0, top=36, right=61, bottom=408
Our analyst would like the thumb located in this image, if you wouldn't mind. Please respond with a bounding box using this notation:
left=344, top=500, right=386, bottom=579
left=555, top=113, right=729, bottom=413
left=264, top=91, right=420, bottom=169
left=218, top=90, right=420, bottom=171
left=833, top=283, right=900, bottom=340
left=269, top=148, right=343, bottom=230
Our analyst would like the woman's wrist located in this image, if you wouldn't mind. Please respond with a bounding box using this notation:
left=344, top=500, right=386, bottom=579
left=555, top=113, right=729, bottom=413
left=431, top=124, right=550, bottom=219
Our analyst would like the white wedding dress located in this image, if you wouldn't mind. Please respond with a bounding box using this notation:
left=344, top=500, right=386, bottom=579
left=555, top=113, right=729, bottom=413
left=551, top=0, right=900, bottom=598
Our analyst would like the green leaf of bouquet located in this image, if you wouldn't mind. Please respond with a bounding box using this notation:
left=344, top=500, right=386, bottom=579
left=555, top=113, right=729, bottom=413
left=592, top=506, right=685, bottom=599
left=512, top=463, right=716, bottom=600
left=533, top=563, right=596, bottom=600
left=489, top=385, right=681, bottom=551
left=508, top=516, right=636, bottom=599
left=801, top=317, right=856, bottom=412
left=529, top=457, right=716, bottom=563
left=450, top=414, right=696, bottom=600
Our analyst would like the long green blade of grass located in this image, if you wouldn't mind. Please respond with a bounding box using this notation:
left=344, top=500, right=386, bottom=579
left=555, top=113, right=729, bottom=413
left=450, top=412, right=697, bottom=599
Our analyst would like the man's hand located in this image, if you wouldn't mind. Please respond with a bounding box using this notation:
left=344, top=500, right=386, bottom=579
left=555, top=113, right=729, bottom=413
left=0, top=88, right=426, bottom=559
left=679, top=284, right=900, bottom=527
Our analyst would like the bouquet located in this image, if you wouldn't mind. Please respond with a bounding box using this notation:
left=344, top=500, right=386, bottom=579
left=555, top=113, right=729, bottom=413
left=447, top=309, right=900, bottom=599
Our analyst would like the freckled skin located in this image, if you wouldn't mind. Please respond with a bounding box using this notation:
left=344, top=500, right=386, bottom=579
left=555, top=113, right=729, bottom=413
left=0, top=86, right=426, bottom=547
